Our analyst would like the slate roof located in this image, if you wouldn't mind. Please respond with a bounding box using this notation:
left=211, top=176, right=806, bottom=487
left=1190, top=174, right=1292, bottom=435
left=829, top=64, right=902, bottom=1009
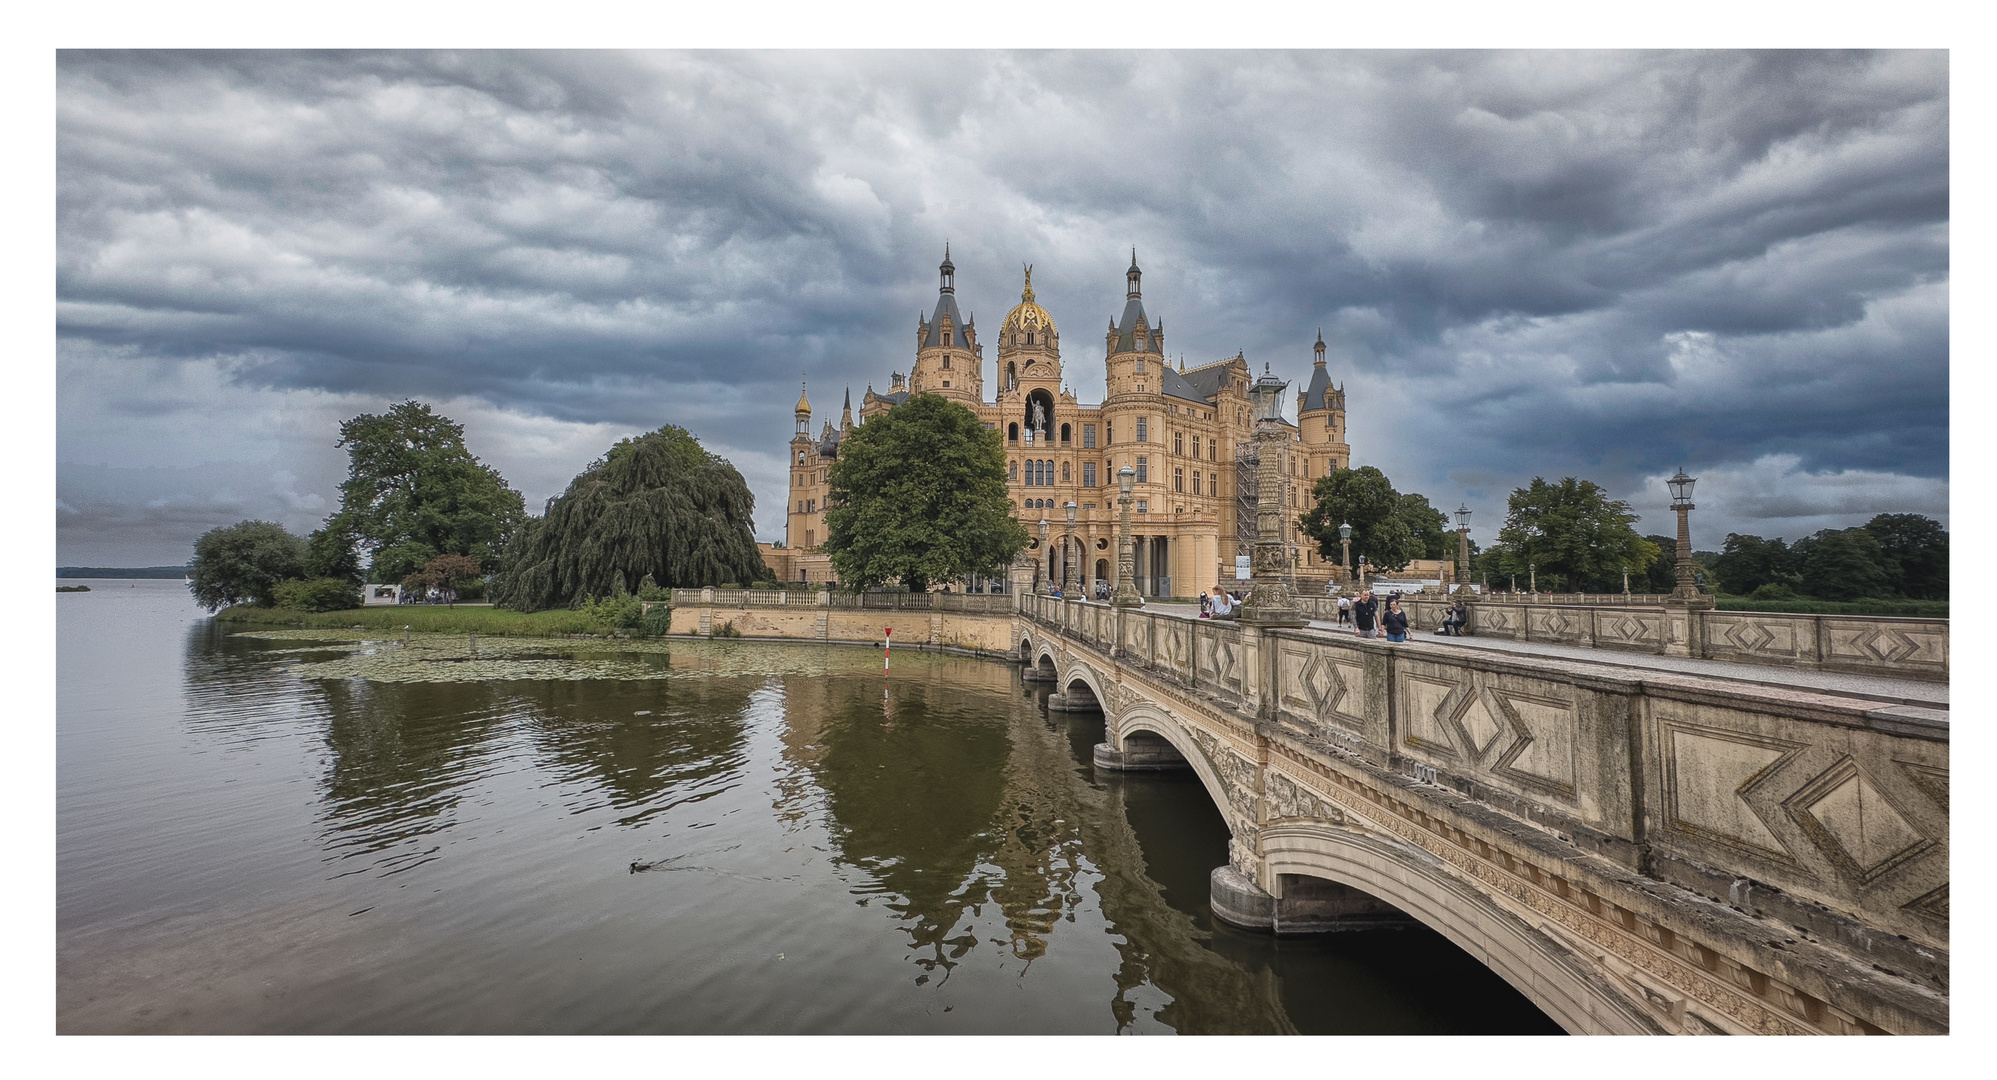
left=920, top=289, right=969, bottom=349
left=1177, top=364, right=1235, bottom=402
left=1300, top=360, right=1334, bottom=413
left=1159, top=363, right=1205, bottom=404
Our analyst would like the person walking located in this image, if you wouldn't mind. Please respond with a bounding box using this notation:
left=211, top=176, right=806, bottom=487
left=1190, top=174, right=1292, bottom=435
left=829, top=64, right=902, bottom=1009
left=1351, top=590, right=1379, bottom=638
left=1336, top=594, right=1352, bottom=626
left=1383, top=597, right=1410, bottom=643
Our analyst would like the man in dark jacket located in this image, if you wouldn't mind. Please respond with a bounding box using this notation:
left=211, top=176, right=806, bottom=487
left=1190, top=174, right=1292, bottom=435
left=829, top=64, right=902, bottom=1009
left=1352, top=591, right=1380, bottom=638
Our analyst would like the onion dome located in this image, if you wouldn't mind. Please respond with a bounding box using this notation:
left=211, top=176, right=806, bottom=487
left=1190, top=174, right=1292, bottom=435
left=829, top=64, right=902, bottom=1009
left=1002, top=265, right=1057, bottom=338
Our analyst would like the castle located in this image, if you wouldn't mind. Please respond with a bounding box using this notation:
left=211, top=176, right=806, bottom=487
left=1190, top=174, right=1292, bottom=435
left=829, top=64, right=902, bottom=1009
left=781, top=249, right=1351, bottom=595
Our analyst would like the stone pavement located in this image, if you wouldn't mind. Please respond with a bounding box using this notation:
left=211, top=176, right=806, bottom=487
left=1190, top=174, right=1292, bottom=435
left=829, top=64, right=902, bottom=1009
left=1140, top=601, right=1948, bottom=710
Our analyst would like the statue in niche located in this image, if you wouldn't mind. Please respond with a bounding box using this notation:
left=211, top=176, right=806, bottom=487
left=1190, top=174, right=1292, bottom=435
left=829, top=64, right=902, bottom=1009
left=1029, top=398, right=1047, bottom=437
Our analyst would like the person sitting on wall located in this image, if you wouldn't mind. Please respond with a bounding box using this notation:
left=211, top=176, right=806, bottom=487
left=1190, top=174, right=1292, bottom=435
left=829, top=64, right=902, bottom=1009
left=1440, top=599, right=1467, bottom=636
left=1208, top=585, right=1237, bottom=620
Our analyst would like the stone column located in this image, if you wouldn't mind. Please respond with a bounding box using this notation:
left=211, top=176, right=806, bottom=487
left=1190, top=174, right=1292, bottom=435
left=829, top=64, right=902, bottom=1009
left=1113, top=487, right=1143, bottom=609
left=1238, top=422, right=1306, bottom=628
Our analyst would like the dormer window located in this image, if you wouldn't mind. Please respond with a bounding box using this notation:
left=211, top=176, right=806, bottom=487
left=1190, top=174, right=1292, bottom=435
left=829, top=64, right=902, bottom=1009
left=944, top=329, right=954, bottom=346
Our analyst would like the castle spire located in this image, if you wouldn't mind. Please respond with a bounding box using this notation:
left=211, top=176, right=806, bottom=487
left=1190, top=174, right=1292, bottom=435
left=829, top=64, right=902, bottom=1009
left=1314, top=327, right=1327, bottom=365
left=1126, top=249, right=1141, bottom=300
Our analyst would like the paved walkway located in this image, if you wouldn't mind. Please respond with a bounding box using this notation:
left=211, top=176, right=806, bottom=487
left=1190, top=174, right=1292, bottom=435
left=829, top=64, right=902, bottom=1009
left=1138, top=602, right=1947, bottom=710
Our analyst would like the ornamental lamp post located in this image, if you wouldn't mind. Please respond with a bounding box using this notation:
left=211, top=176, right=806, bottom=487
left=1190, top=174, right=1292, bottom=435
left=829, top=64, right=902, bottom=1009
left=1038, top=517, right=1053, bottom=595
left=1113, top=464, right=1144, bottom=608
left=1338, top=521, right=1352, bottom=584
left=1359, top=555, right=1369, bottom=590
left=1064, top=500, right=1079, bottom=598
left=1454, top=504, right=1472, bottom=596
left=1667, top=468, right=1708, bottom=604
left=1623, top=564, right=1631, bottom=598
left=1529, top=563, right=1536, bottom=598
left=1238, top=365, right=1306, bottom=626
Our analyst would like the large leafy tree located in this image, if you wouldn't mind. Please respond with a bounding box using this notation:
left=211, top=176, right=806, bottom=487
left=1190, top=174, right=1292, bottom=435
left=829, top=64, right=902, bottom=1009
left=489, top=425, right=770, bottom=610
left=1492, top=477, right=1660, bottom=593
left=1710, top=533, right=1799, bottom=595
left=1297, top=465, right=1427, bottom=573
left=1861, top=513, right=1948, bottom=599
left=328, top=401, right=526, bottom=583
left=187, top=520, right=307, bottom=610
left=1792, top=528, right=1893, bottom=600
left=1400, top=492, right=1450, bottom=560
left=824, top=393, right=1028, bottom=591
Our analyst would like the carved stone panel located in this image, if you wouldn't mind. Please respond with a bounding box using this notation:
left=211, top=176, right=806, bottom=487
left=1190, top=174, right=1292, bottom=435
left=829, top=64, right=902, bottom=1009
left=1593, top=609, right=1663, bottom=649
left=1400, top=672, right=1462, bottom=760
left=1489, top=688, right=1578, bottom=797
left=1704, top=614, right=1807, bottom=662
left=1660, top=719, right=1801, bottom=862
left=1821, top=619, right=1947, bottom=673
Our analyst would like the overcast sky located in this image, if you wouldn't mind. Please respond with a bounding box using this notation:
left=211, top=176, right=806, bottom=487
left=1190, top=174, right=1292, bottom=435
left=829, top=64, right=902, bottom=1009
left=55, top=49, right=1948, bottom=566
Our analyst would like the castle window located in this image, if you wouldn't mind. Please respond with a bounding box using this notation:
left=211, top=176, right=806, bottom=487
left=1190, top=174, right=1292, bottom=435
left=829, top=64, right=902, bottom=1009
left=1082, top=423, right=1096, bottom=448
left=1174, top=468, right=1184, bottom=492
left=1009, top=460, right=1018, bottom=481
left=1210, top=440, right=1217, bottom=461
left=1008, top=423, right=1019, bottom=442
left=944, top=329, right=954, bottom=346
left=1136, top=499, right=1148, bottom=514
left=1026, top=332, right=1034, bottom=345
left=1062, top=461, right=1071, bottom=483
left=1136, top=417, right=1148, bottom=442
left=1135, top=358, right=1145, bottom=375
left=1136, top=457, right=1148, bottom=483
left=1060, top=423, right=1071, bottom=443
left=1174, top=431, right=1183, bottom=455
left=942, top=380, right=950, bottom=388
left=1209, top=474, right=1218, bottom=495
left=1192, top=435, right=1201, bottom=459
left=805, top=529, right=814, bottom=547
left=1105, top=422, right=1113, bottom=444
left=1193, top=469, right=1201, bottom=493
left=1083, top=462, right=1097, bottom=487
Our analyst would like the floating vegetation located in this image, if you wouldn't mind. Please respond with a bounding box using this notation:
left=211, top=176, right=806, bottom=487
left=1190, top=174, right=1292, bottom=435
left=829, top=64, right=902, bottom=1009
left=236, top=629, right=907, bottom=684
left=57, top=585, right=92, bottom=592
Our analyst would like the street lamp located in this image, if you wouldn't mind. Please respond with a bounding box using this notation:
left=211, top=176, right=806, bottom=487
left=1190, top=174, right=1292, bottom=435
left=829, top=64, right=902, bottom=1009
left=1529, top=562, right=1536, bottom=597
left=1113, top=463, right=1143, bottom=608
left=1238, top=365, right=1306, bottom=626
left=1358, top=555, right=1368, bottom=590
left=1666, top=468, right=1707, bottom=604
left=1338, top=521, right=1352, bottom=583
left=1064, top=500, right=1079, bottom=598
left=1046, top=515, right=1062, bottom=594
left=1454, top=503, right=1472, bottom=596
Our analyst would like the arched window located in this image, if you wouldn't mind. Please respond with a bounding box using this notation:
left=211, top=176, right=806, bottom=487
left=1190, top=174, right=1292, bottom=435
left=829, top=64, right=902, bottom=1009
left=1008, top=423, right=1019, bottom=442
left=1060, top=423, right=1071, bottom=443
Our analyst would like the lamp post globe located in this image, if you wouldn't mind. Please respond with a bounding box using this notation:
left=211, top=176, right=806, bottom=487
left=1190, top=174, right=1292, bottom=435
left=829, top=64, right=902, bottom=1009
left=1112, top=464, right=1143, bottom=608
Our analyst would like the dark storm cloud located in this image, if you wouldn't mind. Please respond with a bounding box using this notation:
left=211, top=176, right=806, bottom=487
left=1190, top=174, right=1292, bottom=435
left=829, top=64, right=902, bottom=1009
left=57, top=49, right=1947, bottom=560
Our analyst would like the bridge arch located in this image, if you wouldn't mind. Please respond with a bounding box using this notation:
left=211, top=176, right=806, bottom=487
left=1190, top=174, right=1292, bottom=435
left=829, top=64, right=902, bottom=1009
left=1256, top=823, right=1663, bottom=1035
left=1055, top=659, right=1108, bottom=709
left=1111, top=704, right=1250, bottom=842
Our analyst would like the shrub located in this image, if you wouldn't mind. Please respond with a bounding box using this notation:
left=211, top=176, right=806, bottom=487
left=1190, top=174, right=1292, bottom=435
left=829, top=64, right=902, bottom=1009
left=272, top=577, right=363, bottom=612
left=641, top=603, right=673, bottom=637
left=1748, top=582, right=1799, bottom=601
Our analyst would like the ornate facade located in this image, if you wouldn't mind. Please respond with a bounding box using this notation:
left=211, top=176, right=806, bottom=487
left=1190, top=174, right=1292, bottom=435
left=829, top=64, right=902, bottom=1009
left=787, top=250, right=1351, bottom=594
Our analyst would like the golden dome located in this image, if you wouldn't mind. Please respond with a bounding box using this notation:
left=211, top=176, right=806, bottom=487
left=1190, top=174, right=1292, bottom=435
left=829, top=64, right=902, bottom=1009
left=795, top=380, right=811, bottom=414
left=1002, top=266, right=1056, bottom=338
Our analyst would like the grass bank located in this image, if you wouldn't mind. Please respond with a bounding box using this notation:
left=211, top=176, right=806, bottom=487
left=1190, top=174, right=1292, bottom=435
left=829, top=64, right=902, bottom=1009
left=214, top=603, right=647, bottom=637
left=1712, top=597, right=1948, bottom=618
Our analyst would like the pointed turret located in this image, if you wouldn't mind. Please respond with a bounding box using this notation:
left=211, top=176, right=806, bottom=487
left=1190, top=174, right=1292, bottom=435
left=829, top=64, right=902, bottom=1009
left=840, top=387, right=854, bottom=433
left=794, top=378, right=811, bottom=435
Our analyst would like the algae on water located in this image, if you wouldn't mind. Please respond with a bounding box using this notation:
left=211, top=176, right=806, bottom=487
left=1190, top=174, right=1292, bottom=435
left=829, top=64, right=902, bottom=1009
left=235, top=629, right=892, bottom=684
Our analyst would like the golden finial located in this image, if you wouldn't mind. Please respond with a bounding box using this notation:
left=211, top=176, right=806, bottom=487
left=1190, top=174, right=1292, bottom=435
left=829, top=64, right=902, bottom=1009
left=1021, top=264, right=1035, bottom=302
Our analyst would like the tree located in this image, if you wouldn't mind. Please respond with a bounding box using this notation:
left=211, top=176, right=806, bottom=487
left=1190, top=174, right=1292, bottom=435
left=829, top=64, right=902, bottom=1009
left=1861, top=513, right=1948, bottom=599
left=1710, top=534, right=1799, bottom=596
left=488, top=425, right=770, bottom=610
left=187, top=520, right=307, bottom=611
left=1793, top=528, right=1892, bottom=600
left=328, top=400, right=526, bottom=583
left=1492, top=477, right=1660, bottom=593
left=1639, top=534, right=1680, bottom=593
left=401, top=553, right=485, bottom=603
left=824, top=393, right=1028, bottom=591
left=304, top=516, right=364, bottom=584
left=1297, top=465, right=1427, bottom=573
left=1400, top=492, right=1450, bottom=560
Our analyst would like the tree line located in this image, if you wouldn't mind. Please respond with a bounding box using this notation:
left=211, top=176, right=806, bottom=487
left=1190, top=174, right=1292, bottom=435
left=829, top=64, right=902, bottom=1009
left=189, top=402, right=769, bottom=614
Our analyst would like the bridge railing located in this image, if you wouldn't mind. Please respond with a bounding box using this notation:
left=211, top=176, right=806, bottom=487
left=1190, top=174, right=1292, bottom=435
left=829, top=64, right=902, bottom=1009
left=1019, top=596, right=1950, bottom=966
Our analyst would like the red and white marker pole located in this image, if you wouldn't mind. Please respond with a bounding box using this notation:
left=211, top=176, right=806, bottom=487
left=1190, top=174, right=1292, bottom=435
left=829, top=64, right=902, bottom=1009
left=883, top=627, right=892, bottom=670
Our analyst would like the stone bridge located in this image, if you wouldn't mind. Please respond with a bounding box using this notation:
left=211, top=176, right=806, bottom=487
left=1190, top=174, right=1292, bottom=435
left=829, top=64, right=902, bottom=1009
left=1013, top=594, right=1947, bottom=1035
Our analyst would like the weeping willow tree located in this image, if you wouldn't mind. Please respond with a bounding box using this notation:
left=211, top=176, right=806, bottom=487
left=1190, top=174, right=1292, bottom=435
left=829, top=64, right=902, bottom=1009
left=488, top=425, right=772, bottom=610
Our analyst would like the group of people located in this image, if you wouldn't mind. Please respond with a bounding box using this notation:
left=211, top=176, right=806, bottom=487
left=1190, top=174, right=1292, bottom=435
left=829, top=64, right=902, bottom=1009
left=1333, top=590, right=1468, bottom=642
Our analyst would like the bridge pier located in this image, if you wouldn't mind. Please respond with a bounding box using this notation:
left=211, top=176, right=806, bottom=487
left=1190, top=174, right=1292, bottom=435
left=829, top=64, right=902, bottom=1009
left=1210, top=867, right=1414, bottom=934
left=1092, top=732, right=1189, bottom=772
left=1045, top=684, right=1099, bottom=713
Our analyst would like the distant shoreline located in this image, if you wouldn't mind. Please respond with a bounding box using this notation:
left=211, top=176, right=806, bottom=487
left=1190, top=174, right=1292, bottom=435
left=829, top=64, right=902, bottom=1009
left=56, top=567, right=190, bottom=579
